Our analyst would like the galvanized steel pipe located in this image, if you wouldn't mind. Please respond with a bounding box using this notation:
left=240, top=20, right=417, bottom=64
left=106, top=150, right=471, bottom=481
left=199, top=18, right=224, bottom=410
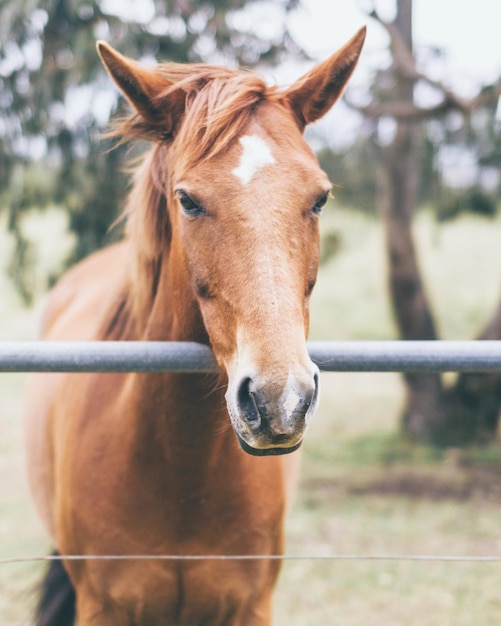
left=0, top=341, right=501, bottom=373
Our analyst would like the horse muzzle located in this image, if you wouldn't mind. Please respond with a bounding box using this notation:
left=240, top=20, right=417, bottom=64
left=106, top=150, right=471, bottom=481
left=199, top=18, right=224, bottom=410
left=226, top=366, right=320, bottom=456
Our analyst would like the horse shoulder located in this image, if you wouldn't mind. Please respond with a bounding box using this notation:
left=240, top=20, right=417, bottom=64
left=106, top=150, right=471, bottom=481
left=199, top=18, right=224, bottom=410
left=41, top=242, right=129, bottom=341
left=24, top=241, right=130, bottom=539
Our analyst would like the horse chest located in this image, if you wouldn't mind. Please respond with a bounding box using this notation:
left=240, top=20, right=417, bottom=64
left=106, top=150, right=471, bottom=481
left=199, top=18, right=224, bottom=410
left=61, top=439, right=285, bottom=624
left=70, top=458, right=285, bottom=555
left=81, top=557, right=278, bottom=625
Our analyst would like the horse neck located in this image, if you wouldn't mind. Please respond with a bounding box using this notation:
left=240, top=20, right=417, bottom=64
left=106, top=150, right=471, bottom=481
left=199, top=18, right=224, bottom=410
left=124, top=209, right=234, bottom=471
left=141, top=249, right=207, bottom=343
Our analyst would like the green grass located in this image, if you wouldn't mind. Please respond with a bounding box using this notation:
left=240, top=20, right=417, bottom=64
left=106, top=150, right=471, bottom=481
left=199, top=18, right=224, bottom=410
left=275, top=455, right=501, bottom=624
left=2, top=206, right=501, bottom=623
left=0, top=215, right=60, bottom=623
left=311, top=205, right=501, bottom=341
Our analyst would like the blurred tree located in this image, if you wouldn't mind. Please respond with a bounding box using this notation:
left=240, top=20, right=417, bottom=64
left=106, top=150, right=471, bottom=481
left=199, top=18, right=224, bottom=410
left=350, top=0, right=501, bottom=444
left=317, top=138, right=380, bottom=214
left=317, top=109, right=500, bottom=218
left=0, top=0, right=303, bottom=302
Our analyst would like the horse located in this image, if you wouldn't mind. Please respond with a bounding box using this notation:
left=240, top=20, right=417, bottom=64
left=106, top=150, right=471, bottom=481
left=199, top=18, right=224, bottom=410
left=24, top=27, right=365, bottom=625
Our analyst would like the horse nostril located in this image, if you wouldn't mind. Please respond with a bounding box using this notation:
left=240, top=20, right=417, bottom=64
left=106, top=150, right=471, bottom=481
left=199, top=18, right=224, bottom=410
left=288, top=371, right=319, bottom=423
left=307, top=371, right=320, bottom=416
left=313, top=371, right=319, bottom=399
left=236, top=377, right=260, bottom=424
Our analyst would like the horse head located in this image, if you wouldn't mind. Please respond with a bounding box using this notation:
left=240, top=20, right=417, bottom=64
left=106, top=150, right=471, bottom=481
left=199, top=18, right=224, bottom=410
left=98, top=28, right=365, bottom=456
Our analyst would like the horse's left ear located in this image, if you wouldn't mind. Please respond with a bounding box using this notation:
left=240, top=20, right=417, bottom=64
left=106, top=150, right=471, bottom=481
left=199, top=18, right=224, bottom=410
left=284, top=26, right=366, bottom=129
left=97, top=41, right=185, bottom=134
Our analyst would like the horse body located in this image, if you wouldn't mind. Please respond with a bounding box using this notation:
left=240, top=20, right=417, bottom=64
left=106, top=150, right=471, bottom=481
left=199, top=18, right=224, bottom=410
left=52, top=369, right=285, bottom=625
left=25, top=28, right=365, bottom=625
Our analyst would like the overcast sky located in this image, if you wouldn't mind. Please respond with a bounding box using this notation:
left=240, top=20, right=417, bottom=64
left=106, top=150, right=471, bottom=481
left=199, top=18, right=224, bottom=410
left=288, top=0, right=501, bottom=94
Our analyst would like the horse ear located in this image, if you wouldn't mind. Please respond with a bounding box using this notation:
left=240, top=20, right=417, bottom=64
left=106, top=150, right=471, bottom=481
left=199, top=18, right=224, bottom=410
left=97, top=41, right=184, bottom=131
left=284, top=27, right=366, bottom=129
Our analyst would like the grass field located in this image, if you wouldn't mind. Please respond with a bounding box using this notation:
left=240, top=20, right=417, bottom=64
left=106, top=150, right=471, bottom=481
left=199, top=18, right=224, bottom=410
left=1, top=206, right=501, bottom=624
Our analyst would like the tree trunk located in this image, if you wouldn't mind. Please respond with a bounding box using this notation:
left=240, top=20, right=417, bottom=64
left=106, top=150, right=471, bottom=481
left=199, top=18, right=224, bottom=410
left=381, top=121, right=448, bottom=442
left=380, top=0, right=448, bottom=442
left=373, top=0, right=501, bottom=444
left=446, top=292, right=501, bottom=443
left=383, top=119, right=501, bottom=444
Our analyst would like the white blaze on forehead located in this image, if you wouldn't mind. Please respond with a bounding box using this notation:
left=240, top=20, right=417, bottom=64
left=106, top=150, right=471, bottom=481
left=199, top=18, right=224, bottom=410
left=232, top=134, right=276, bottom=185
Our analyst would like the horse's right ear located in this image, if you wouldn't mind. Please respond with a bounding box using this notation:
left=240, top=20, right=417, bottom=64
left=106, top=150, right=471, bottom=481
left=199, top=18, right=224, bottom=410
left=284, top=27, right=366, bottom=129
left=97, top=41, right=184, bottom=133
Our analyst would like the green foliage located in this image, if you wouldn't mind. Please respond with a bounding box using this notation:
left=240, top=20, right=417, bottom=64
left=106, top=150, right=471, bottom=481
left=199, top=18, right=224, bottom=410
left=317, top=141, right=379, bottom=215
left=319, top=230, right=341, bottom=266
left=0, top=0, right=304, bottom=302
left=435, top=186, right=498, bottom=223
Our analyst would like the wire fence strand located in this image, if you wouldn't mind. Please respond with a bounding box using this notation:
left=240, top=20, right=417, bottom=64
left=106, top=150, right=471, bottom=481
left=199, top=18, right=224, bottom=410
left=2, top=554, right=501, bottom=565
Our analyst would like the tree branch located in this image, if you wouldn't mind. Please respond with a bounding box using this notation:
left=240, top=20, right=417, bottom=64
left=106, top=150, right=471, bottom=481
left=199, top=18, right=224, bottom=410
left=368, top=6, right=419, bottom=80
left=363, top=5, right=479, bottom=116
left=347, top=79, right=501, bottom=121
left=345, top=96, right=454, bottom=120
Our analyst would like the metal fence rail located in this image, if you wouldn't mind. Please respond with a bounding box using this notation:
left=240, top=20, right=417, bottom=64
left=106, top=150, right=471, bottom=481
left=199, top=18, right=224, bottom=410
left=0, top=340, right=500, bottom=373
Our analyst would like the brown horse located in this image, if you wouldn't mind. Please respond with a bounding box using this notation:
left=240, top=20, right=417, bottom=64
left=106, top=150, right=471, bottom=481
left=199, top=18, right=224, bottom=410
left=25, top=28, right=365, bottom=626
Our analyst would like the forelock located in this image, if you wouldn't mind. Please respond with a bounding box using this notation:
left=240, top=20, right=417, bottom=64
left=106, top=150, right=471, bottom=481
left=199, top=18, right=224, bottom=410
left=169, top=66, right=280, bottom=170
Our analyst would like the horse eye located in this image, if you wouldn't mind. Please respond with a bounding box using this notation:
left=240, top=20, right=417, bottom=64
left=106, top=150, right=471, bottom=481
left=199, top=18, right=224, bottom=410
left=176, top=190, right=205, bottom=216
left=311, top=192, right=329, bottom=215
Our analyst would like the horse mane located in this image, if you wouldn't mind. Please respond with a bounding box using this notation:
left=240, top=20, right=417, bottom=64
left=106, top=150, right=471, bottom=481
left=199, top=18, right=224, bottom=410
left=115, top=63, right=282, bottom=166
left=108, top=63, right=283, bottom=335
